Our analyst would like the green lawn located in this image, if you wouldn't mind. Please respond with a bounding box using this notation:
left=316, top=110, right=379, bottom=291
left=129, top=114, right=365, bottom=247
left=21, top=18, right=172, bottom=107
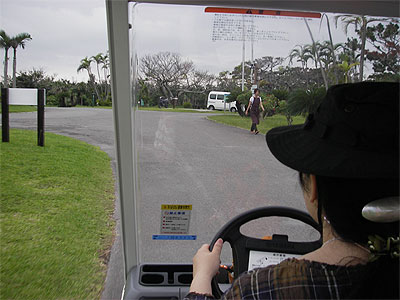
left=0, top=105, right=37, bottom=113
left=0, top=129, right=115, bottom=299
left=207, top=114, right=305, bottom=134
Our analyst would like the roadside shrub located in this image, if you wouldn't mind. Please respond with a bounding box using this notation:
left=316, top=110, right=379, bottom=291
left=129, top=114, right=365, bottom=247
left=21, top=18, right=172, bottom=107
left=236, top=90, right=252, bottom=106
left=275, top=100, right=293, bottom=125
left=56, top=91, right=70, bottom=107
left=183, top=102, right=192, bottom=108
left=262, top=94, right=279, bottom=117
left=287, top=86, right=326, bottom=116
left=98, top=97, right=112, bottom=106
left=272, top=89, right=289, bottom=101
left=46, top=95, right=58, bottom=106
left=226, top=87, right=242, bottom=103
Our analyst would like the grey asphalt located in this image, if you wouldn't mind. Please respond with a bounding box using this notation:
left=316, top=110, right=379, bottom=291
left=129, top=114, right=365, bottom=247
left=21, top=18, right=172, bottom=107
left=7, top=108, right=316, bottom=299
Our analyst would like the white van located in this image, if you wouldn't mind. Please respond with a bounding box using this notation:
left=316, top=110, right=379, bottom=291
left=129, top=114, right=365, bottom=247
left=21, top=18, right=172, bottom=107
left=207, top=91, right=237, bottom=112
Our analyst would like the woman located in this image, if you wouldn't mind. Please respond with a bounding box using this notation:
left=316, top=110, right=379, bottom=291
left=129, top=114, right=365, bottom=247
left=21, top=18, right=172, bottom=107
left=185, top=82, right=399, bottom=299
left=245, top=88, right=265, bottom=134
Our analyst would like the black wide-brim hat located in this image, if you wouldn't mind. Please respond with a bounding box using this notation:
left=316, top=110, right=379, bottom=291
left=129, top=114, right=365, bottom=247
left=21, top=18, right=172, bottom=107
left=266, top=82, right=399, bottom=179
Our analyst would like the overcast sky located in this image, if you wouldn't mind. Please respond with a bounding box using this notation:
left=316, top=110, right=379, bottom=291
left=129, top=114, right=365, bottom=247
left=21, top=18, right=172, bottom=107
left=1, top=0, right=365, bottom=83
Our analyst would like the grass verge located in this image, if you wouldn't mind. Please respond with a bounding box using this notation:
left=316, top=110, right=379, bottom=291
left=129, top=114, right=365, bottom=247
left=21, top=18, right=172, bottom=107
left=0, top=105, right=37, bottom=113
left=207, top=114, right=305, bottom=134
left=0, top=129, right=115, bottom=299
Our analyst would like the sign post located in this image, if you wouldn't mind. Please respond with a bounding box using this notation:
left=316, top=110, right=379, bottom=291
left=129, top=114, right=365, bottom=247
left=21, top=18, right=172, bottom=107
left=37, top=89, right=45, bottom=147
left=1, top=88, right=10, bottom=143
left=1, top=88, right=46, bottom=146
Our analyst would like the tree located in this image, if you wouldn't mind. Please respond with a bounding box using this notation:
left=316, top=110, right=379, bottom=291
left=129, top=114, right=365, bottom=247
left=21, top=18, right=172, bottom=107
left=317, top=41, right=345, bottom=84
left=230, top=62, right=251, bottom=88
left=253, top=56, right=284, bottom=88
left=303, top=18, right=329, bottom=90
left=140, top=52, right=194, bottom=107
left=16, top=68, right=54, bottom=88
left=9, top=32, right=32, bottom=88
left=287, top=86, right=326, bottom=116
left=91, top=53, right=105, bottom=97
left=216, top=70, right=237, bottom=91
left=334, top=15, right=391, bottom=81
left=101, top=53, right=111, bottom=98
left=77, top=56, right=100, bottom=103
left=289, top=45, right=313, bottom=71
left=337, top=61, right=360, bottom=83
left=90, top=52, right=110, bottom=101
left=272, top=89, right=289, bottom=101
left=0, top=30, right=12, bottom=87
left=365, top=22, right=400, bottom=75
left=16, top=68, right=94, bottom=107
left=181, top=70, right=215, bottom=108
left=275, top=100, right=293, bottom=125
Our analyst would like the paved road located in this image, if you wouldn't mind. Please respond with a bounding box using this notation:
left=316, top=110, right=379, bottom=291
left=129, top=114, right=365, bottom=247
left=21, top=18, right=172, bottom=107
left=137, top=110, right=316, bottom=264
left=7, top=108, right=317, bottom=299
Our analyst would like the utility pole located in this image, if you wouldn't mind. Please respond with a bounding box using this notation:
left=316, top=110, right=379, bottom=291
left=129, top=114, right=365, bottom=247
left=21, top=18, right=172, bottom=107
left=251, top=16, right=254, bottom=86
left=241, top=14, right=245, bottom=91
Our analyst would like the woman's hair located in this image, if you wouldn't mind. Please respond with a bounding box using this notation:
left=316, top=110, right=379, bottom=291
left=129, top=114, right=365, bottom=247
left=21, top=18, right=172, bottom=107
left=299, top=172, right=399, bottom=299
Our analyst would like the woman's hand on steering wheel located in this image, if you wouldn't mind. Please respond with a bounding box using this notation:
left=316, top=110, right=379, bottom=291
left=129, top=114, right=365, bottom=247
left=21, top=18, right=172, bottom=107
left=190, top=238, right=224, bottom=295
left=193, top=238, right=223, bottom=279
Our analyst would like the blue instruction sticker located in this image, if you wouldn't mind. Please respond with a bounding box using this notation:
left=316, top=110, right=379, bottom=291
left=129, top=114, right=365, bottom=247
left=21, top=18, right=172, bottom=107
left=152, top=235, right=197, bottom=240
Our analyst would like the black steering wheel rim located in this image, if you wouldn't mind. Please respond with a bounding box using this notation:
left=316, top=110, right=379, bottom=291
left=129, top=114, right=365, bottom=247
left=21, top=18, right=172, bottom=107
left=209, top=206, right=322, bottom=299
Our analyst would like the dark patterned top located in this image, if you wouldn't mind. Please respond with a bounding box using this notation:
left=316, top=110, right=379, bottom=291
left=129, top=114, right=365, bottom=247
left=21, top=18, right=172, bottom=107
left=184, top=258, right=368, bottom=299
left=249, top=96, right=261, bottom=124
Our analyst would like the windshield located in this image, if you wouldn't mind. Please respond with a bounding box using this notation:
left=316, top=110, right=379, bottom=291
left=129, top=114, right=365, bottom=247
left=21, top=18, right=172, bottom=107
left=130, top=3, right=399, bottom=265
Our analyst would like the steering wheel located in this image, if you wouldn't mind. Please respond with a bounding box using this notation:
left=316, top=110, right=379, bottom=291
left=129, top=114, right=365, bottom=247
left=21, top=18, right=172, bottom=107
left=209, top=206, right=322, bottom=298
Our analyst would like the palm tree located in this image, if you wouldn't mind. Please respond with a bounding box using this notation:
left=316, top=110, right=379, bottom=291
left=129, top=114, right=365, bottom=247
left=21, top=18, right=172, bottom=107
left=10, top=32, right=32, bottom=87
left=101, top=53, right=111, bottom=99
left=77, top=56, right=100, bottom=101
left=334, top=15, right=390, bottom=82
left=287, top=86, right=326, bottom=116
left=304, top=42, right=322, bottom=69
left=0, top=30, right=12, bottom=87
left=288, top=45, right=313, bottom=70
left=338, top=61, right=360, bottom=83
left=91, top=53, right=105, bottom=97
left=288, top=45, right=313, bottom=86
left=303, top=18, right=329, bottom=90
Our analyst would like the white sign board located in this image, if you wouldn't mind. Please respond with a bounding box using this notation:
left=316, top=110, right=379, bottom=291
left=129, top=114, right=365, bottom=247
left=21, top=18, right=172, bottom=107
left=248, top=250, right=301, bottom=271
left=212, top=14, right=289, bottom=42
left=8, top=88, right=46, bottom=106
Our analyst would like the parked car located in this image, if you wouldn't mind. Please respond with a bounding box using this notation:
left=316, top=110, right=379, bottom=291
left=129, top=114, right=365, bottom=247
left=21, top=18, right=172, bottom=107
left=207, top=91, right=237, bottom=112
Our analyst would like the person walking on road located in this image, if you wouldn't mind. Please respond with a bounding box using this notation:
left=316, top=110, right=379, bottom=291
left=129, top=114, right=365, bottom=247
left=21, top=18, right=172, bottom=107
left=245, top=88, right=265, bottom=134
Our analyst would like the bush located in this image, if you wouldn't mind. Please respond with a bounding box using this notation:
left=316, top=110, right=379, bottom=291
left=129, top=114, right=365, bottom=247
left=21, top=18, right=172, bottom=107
left=46, top=95, right=58, bottom=106
left=98, top=97, right=112, bottom=106
left=236, top=90, right=252, bottom=106
left=287, top=86, right=326, bottom=116
left=56, top=91, right=70, bottom=107
left=262, top=94, right=279, bottom=117
left=183, top=102, right=192, bottom=108
left=275, top=100, right=293, bottom=125
left=272, top=89, right=289, bottom=101
left=226, top=87, right=242, bottom=103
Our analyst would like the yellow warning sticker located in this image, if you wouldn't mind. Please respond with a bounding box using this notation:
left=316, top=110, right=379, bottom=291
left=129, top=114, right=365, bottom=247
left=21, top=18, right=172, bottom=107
left=161, top=204, right=192, bottom=210
left=160, top=204, right=192, bottom=235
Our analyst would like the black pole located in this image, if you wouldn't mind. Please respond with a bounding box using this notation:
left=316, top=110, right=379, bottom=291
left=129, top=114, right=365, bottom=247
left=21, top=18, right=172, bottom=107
left=1, top=88, right=9, bottom=143
left=37, top=89, right=45, bottom=147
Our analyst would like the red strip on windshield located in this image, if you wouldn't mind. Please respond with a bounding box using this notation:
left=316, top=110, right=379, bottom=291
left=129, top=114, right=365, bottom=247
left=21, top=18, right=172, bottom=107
left=205, top=7, right=321, bottom=18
